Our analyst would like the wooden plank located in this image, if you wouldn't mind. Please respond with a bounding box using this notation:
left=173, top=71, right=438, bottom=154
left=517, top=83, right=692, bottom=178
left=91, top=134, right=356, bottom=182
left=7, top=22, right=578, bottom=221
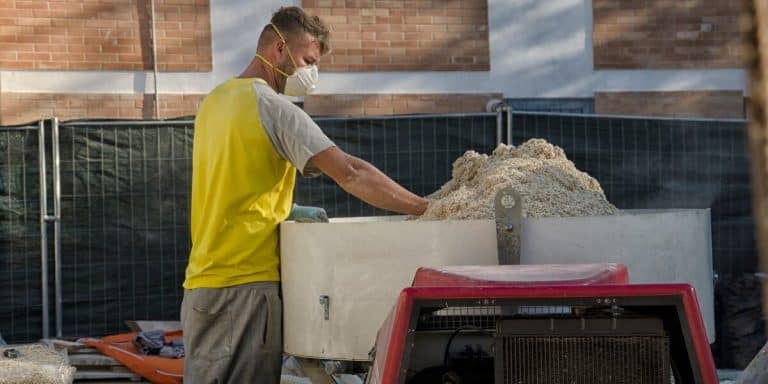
left=107, top=366, right=135, bottom=374
left=74, top=381, right=151, bottom=384
left=43, top=338, right=86, bottom=351
left=43, top=339, right=103, bottom=356
left=74, top=381, right=150, bottom=384
left=68, top=353, right=121, bottom=366
left=68, top=348, right=101, bottom=355
left=74, top=365, right=134, bottom=373
left=74, top=370, right=142, bottom=380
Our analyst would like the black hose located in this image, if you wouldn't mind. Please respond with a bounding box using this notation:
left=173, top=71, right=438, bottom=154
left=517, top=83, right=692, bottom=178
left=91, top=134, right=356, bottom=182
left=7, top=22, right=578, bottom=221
left=442, top=326, right=490, bottom=369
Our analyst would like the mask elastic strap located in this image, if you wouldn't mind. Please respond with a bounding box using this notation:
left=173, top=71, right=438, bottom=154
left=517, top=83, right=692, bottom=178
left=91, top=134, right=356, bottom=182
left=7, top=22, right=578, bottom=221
left=255, top=53, right=290, bottom=78
left=269, top=23, right=299, bottom=72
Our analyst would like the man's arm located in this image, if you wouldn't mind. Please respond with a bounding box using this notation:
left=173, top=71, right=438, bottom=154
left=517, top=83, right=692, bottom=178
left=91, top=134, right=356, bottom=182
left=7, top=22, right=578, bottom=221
left=309, top=147, right=428, bottom=216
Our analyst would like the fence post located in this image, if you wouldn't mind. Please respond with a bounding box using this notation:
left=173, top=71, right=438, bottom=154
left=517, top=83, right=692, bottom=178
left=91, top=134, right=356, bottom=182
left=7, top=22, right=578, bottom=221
left=51, top=117, right=62, bottom=338
left=37, top=119, right=50, bottom=340
left=493, top=102, right=508, bottom=146
left=505, top=105, right=513, bottom=146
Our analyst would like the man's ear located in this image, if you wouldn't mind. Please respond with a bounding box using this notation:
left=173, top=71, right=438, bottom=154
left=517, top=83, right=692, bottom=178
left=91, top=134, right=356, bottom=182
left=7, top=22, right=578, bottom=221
left=276, top=40, right=290, bottom=61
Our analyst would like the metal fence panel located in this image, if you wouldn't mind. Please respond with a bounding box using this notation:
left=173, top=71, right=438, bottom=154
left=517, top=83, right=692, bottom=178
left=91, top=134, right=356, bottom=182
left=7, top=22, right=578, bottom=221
left=509, top=112, right=753, bottom=274
left=0, top=112, right=498, bottom=341
left=0, top=124, right=44, bottom=344
left=0, top=111, right=755, bottom=343
left=57, top=121, right=193, bottom=338
left=49, top=114, right=498, bottom=338
left=296, top=114, right=500, bottom=217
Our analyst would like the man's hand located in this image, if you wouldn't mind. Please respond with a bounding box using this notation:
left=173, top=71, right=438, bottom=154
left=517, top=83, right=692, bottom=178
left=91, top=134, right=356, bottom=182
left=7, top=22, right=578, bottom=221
left=287, top=204, right=329, bottom=223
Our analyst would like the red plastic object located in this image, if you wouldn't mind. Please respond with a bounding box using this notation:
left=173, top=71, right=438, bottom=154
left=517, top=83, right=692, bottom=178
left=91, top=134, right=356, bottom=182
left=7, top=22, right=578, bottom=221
left=412, top=263, right=629, bottom=287
left=80, top=331, right=183, bottom=384
left=369, top=277, right=717, bottom=384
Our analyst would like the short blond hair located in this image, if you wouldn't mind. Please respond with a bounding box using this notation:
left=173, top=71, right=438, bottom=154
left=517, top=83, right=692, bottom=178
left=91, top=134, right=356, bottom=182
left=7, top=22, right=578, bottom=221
left=266, top=6, right=331, bottom=55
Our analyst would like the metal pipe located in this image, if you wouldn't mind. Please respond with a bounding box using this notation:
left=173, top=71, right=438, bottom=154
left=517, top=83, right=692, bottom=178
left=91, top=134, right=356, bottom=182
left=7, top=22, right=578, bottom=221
left=37, top=119, right=50, bottom=340
left=52, top=117, right=63, bottom=338
left=59, top=112, right=499, bottom=126
left=50, top=112, right=747, bottom=127
left=314, top=112, right=497, bottom=122
left=509, top=109, right=749, bottom=123
left=496, top=107, right=503, bottom=146
left=2, top=125, right=40, bottom=131
left=60, top=120, right=196, bottom=127
left=150, top=0, right=160, bottom=119
left=505, top=105, right=513, bottom=146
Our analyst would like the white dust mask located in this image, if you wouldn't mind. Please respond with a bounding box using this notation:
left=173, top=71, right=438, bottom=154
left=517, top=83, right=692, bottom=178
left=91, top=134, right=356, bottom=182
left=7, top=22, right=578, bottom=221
left=284, top=64, right=318, bottom=96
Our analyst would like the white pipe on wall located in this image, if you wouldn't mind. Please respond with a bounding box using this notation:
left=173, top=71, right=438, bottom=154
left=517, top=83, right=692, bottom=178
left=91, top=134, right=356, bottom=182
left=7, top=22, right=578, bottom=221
left=151, top=0, right=160, bottom=119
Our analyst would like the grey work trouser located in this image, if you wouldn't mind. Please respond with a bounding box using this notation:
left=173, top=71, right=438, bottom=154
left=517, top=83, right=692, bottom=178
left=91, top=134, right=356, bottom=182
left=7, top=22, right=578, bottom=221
left=181, top=282, right=282, bottom=384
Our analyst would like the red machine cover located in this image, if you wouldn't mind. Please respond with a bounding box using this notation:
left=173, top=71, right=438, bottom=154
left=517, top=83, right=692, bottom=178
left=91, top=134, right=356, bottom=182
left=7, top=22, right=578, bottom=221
left=412, top=263, right=629, bottom=287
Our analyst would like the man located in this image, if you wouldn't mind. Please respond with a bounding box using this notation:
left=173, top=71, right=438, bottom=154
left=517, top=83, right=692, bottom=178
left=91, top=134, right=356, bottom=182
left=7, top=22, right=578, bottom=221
left=181, top=6, right=428, bottom=383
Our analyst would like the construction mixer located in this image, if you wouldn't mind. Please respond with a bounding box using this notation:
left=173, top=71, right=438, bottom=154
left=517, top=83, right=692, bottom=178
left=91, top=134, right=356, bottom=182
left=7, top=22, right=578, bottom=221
left=280, top=188, right=717, bottom=383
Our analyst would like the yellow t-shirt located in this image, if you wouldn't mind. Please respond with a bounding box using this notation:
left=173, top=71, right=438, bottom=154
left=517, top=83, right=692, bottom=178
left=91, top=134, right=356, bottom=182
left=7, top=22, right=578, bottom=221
left=184, top=78, right=334, bottom=289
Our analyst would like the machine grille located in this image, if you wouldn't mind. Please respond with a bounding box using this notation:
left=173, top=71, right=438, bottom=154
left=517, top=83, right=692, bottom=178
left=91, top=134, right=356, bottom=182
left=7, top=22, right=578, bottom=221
left=494, top=318, right=671, bottom=384
left=417, top=305, right=572, bottom=331
left=496, top=335, right=671, bottom=384
left=417, top=306, right=500, bottom=330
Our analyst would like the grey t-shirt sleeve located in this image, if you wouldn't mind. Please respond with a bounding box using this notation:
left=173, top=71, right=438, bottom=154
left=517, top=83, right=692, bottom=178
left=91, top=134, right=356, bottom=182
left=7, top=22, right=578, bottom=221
left=253, top=82, right=335, bottom=177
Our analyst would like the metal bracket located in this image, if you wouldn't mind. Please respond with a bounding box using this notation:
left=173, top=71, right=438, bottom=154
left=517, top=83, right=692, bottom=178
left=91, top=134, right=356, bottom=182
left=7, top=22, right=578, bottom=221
left=319, top=295, right=330, bottom=321
left=494, top=186, right=523, bottom=265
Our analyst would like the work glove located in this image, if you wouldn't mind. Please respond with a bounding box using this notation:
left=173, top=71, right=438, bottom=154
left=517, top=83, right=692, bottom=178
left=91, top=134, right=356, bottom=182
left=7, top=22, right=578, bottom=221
left=287, top=203, right=329, bottom=223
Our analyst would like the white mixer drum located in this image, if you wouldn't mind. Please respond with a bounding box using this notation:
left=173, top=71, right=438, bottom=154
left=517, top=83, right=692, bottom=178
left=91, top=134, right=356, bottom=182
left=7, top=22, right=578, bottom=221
left=280, top=216, right=499, bottom=360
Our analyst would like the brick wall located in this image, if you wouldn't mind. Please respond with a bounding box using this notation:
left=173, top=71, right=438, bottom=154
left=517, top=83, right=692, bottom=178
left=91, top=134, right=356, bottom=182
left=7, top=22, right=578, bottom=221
left=594, top=91, right=745, bottom=119
left=0, top=93, right=205, bottom=125
left=593, top=0, right=742, bottom=69
left=1, top=92, right=500, bottom=123
left=3, top=91, right=745, bottom=123
left=303, top=93, right=501, bottom=116
left=302, top=0, right=489, bottom=71
left=0, top=0, right=211, bottom=71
